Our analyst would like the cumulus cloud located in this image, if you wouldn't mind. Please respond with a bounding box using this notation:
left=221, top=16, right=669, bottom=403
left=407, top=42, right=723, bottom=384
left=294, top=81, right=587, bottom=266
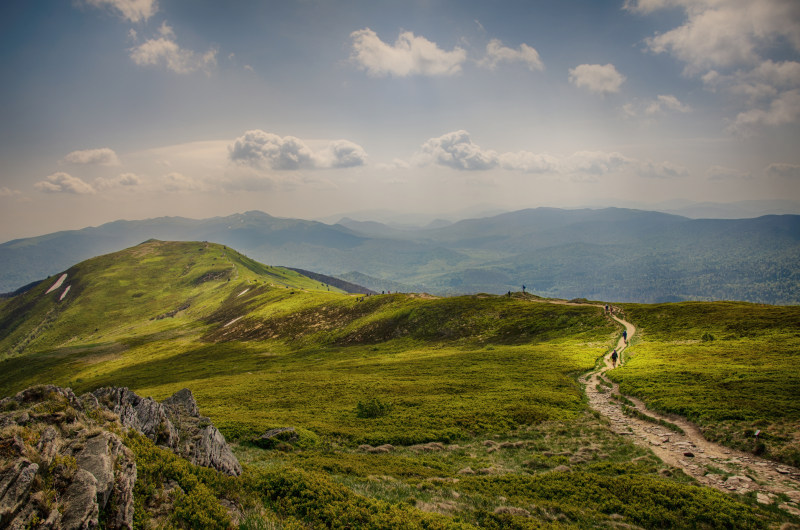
left=163, top=172, right=203, bottom=191
left=94, top=173, right=142, bottom=190
left=417, top=131, right=559, bottom=173
left=350, top=28, right=466, bottom=77
left=62, top=147, right=120, bottom=166
left=35, top=172, right=96, bottom=194
left=479, top=39, right=543, bottom=71
left=706, top=165, right=751, bottom=181
left=565, top=151, right=633, bottom=175
left=765, top=162, right=800, bottom=178
left=228, top=130, right=367, bottom=170
left=569, top=64, right=626, bottom=94
left=636, top=160, right=690, bottom=178
left=628, top=1, right=800, bottom=131
left=730, top=89, right=800, bottom=133
left=84, top=0, right=157, bottom=23
left=623, top=94, right=692, bottom=117
left=418, top=130, right=498, bottom=170
left=129, top=22, right=217, bottom=74
left=498, top=152, right=559, bottom=173
left=0, top=187, right=22, bottom=197
left=626, top=0, right=800, bottom=74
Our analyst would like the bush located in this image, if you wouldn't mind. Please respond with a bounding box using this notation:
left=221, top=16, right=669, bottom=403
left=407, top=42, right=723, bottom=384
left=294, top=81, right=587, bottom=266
left=355, top=398, right=392, bottom=419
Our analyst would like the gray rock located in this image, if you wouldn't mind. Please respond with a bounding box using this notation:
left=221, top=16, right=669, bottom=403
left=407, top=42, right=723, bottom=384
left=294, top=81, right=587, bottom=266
left=94, top=387, right=241, bottom=476
left=260, top=427, right=297, bottom=442
left=191, top=425, right=243, bottom=476
left=60, top=468, right=99, bottom=530
left=36, top=426, right=59, bottom=465
left=76, top=433, right=116, bottom=509
left=93, top=387, right=180, bottom=447
left=163, top=388, right=200, bottom=417
left=0, top=459, right=39, bottom=524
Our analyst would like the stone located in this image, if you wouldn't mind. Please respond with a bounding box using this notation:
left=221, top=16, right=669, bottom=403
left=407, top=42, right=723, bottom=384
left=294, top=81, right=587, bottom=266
left=94, top=387, right=180, bottom=448
left=0, top=459, right=39, bottom=523
left=457, top=467, right=476, bottom=475
left=756, top=492, right=772, bottom=505
left=163, top=388, right=199, bottom=417
left=191, top=425, right=243, bottom=476
left=260, top=427, right=298, bottom=443
left=60, top=469, right=99, bottom=530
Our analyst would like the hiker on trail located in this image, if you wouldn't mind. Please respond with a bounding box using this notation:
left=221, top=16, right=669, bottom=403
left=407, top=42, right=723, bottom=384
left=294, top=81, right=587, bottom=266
left=611, top=349, right=618, bottom=367
left=622, top=329, right=628, bottom=344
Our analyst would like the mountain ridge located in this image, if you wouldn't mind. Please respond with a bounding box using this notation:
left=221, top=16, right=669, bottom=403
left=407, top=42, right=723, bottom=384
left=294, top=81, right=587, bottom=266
left=1, top=208, right=799, bottom=304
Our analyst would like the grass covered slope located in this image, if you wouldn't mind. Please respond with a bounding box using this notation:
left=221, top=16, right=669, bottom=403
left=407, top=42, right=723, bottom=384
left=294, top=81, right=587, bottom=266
left=0, top=242, right=795, bottom=527
left=609, top=302, right=800, bottom=465
left=0, top=239, right=345, bottom=358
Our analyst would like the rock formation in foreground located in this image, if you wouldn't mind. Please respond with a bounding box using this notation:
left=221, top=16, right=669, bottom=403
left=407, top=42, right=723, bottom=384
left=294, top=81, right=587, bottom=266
left=0, top=385, right=240, bottom=529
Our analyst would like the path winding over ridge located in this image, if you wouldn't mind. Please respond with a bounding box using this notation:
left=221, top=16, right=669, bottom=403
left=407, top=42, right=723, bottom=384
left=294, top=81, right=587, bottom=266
left=580, top=307, right=800, bottom=515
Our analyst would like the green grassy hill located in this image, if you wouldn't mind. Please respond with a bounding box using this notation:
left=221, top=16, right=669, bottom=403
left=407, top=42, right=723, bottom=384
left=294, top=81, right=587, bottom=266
left=609, top=302, right=800, bottom=466
left=0, top=241, right=796, bottom=528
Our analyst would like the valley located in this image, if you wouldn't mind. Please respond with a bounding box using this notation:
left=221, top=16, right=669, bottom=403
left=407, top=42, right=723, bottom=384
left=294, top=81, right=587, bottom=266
left=1, top=240, right=799, bottom=528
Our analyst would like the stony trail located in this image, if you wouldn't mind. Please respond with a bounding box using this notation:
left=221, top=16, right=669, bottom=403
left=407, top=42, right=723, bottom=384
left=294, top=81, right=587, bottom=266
left=580, top=308, right=800, bottom=516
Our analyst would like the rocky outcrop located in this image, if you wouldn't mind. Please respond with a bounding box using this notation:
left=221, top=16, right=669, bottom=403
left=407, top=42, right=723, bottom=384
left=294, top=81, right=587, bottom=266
left=0, top=385, right=137, bottom=529
left=94, top=386, right=242, bottom=476
left=0, top=384, right=241, bottom=529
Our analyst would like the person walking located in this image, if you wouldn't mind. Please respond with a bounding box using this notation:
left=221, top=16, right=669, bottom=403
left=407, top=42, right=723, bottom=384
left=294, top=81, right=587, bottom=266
left=610, top=349, right=618, bottom=367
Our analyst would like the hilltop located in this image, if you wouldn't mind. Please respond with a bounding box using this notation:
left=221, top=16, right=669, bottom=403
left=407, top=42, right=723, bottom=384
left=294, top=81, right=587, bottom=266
left=2, top=207, right=799, bottom=303
left=1, top=241, right=799, bottom=527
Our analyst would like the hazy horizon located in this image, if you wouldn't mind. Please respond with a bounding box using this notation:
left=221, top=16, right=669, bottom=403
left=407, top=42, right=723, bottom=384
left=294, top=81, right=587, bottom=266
left=2, top=0, right=799, bottom=242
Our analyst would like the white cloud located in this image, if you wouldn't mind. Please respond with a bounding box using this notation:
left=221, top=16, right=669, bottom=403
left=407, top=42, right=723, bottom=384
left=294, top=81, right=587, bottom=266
left=626, top=0, right=800, bottom=74
left=479, top=39, right=543, bottom=71
left=628, top=2, right=800, bottom=131
left=498, top=151, right=559, bottom=173
left=706, top=165, right=751, bottom=181
left=129, top=22, right=217, bottom=74
left=62, top=147, right=120, bottom=166
left=565, top=151, right=633, bottom=175
left=316, top=140, right=369, bottom=169
left=417, top=131, right=559, bottom=173
left=350, top=28, right=466, bottom=77
left=623, top=94, right=692, bottom=117
left=85, top=0, right=157, bottom=23
left=765, top=162, right=800, bottom=178
left=418, top=130, right=498, bottom=170
left=94, top=172, right=143, bottom=190
left=730, top=89, right=800, bottom=133
left=163, top=172, right=203, bottom=191
left=35, top=172, right=96, bottom=194
left=228, top=130, right=367, bottom=170
left=0, top=187, right=22, bottom=197
left=636, top=160, right=690, bottom=178
left=568, top=64, right=626, bottom=94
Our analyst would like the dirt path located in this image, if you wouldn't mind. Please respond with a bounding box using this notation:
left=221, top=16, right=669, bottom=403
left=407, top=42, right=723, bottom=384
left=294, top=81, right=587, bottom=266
left=580, top=309, right=800, bottom=515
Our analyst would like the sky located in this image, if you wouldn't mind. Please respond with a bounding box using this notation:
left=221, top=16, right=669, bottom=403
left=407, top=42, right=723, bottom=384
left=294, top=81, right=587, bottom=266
left=1, top=0, right=799, bottom=241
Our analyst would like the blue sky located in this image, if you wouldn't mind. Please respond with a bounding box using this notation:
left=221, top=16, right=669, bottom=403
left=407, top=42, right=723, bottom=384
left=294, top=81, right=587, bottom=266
left=1, top=0, right=799, bottom=240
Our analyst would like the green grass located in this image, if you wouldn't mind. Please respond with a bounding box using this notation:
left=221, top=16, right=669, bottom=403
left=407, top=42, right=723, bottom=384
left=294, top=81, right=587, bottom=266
left=610, top=302, right=800, bottom=465
left=1, top=242, right=797, bottom=528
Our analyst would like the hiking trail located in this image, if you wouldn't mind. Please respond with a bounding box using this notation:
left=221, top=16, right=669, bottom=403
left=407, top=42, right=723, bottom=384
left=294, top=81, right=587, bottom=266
left=579, top=306, right=800, bottom=515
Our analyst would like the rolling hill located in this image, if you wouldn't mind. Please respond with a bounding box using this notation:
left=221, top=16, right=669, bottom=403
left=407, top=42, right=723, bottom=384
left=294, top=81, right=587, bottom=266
left=2, top=207, right=799, bottom=304
left=1, top=241, right=799, bottom=527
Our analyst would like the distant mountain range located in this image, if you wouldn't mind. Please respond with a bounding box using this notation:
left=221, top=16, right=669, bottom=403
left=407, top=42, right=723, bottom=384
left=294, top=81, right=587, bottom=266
left=2, top=208, right=799, bottom=304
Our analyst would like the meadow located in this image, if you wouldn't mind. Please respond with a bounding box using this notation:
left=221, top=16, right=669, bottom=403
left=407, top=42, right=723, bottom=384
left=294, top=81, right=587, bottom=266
left=0, top=241, right=797, bottom=527
left=609, top=302, right=800, bottom=465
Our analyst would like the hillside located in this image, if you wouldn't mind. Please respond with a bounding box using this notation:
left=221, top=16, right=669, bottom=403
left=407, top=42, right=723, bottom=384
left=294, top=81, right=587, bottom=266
left=2, top=208, right=799, bottom=304
left=1, top=241, right=799, bottom=527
